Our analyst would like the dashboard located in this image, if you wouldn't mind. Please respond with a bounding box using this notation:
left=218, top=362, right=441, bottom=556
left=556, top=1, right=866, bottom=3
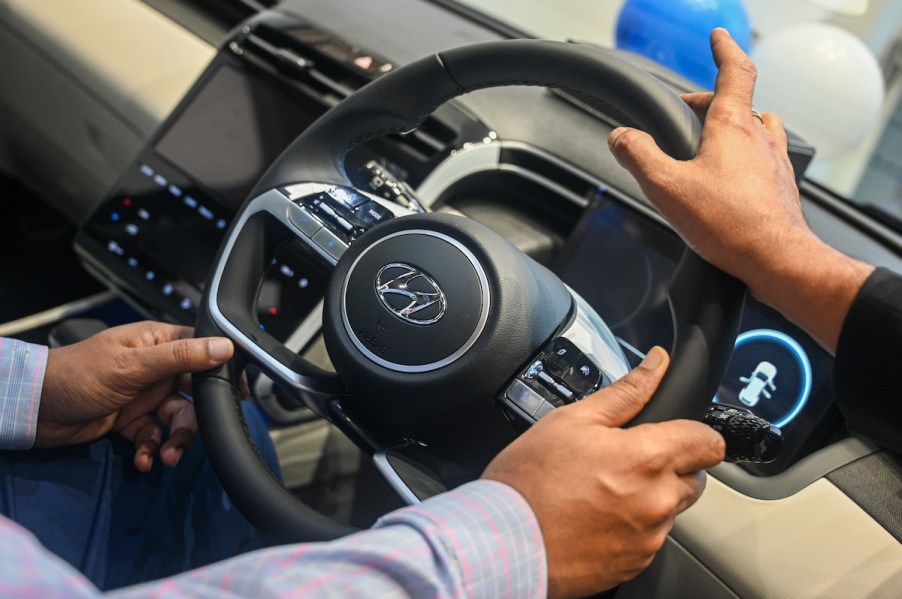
left=75, top=5, right=840, bottom=478
left=3, top=0, right=902, bottom=597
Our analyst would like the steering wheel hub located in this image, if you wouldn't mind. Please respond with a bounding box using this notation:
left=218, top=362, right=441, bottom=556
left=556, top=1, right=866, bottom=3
left=323, top=212, right=573, bottom=449
left=341, top=227, right=490, bottom=372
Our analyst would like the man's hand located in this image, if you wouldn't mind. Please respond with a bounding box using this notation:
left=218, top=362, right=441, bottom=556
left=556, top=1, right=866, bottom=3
left=608, top=28, right=872, bottom=354
left=37, top=321, right=236, bottom=471
left=482, top=347, right=724, bottom=598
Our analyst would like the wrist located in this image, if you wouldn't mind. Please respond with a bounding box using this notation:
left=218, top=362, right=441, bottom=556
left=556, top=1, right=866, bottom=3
left=35, top=346, right=93, bottom=448
left=744, top=234, right=872, bottom=353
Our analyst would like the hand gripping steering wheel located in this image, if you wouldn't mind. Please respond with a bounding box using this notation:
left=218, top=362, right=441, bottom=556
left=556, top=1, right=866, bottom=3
left=193, top=39, right=745, bottom=543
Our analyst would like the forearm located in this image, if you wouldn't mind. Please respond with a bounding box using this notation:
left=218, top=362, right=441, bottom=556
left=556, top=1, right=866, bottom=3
left=833, top=267, right=902, bottom=452
left=743, top=234, right=873, bottom=355
left=2, top=481, right=546, bottom=598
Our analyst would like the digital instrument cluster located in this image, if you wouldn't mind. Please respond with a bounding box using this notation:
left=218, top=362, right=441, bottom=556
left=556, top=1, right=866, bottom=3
left=555, top=195, right=839, bottom=474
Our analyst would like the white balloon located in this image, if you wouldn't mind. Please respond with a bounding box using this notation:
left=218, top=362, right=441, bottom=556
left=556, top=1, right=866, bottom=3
left=745, top=0, right=827, bottom=36
left=751, top=22, right=885, bottom=160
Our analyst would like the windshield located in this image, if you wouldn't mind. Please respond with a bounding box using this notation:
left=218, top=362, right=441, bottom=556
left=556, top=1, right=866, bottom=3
left=453, top=0, right=902, bottom=226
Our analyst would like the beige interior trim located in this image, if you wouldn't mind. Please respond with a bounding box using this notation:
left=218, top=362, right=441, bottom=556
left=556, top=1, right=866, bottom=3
left=673, top=476, right=902, bottom=598
left=0, top=0, right=214, bottom=135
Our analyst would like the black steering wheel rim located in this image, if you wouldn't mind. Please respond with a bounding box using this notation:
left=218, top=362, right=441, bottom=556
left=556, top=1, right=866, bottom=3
left=193, top=39, right=745, bottom=544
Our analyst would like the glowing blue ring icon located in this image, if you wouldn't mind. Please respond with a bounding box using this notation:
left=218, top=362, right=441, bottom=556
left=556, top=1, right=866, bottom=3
left=724, top=329, right=812, bottom=428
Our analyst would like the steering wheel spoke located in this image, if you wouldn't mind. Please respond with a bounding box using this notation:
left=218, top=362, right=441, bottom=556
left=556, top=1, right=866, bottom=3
left=204, top=183, right=417, bottom=413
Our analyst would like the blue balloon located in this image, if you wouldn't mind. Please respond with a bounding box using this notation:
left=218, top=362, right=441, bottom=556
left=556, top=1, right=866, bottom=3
left=615, top=0, right=752, bottom=90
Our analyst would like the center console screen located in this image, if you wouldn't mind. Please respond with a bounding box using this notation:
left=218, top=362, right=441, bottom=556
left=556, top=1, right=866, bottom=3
left=155, top=63, right=321, bottom=210
left=554, top=197, right=839, bottom=474
left=77, top=62, right=336, bottom=339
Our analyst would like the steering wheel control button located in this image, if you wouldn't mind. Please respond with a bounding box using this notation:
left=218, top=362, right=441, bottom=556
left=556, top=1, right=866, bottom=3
left=530, top=370, right=572, bottom=402
left=553, top=383, right=574, bottom=402
left=349, top=201, right=393, bottom=230
left=546, top=337, right=579, bottom=373
left=533, top=400, right=556, bottom=420
left=342, top=228, right=489, bottom=371
left=288, top=204, right=323, bottom=237
left=334, top=215, right=355, bottom=233
left=544, top=337, right=602, bottom=396
left=506, top=380, right=546, bottom=417
left=291, top=187, right=397, bottom=244
left=363, top=161, right=426, bottom=213
left=326, top=186, right=370, bottom=210
left=562, top=356, right=602, bottom=396
left=536, top=370, right=556, bottom=387
left=314, top=199, right=338, bottom=219
left=312, top=228, right=348, bottom=261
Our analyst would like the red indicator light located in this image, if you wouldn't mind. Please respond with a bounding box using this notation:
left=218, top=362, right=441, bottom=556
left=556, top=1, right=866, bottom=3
left=123, top=198, right=132, bottom=206
left=268, top=307, right=278, bottom=316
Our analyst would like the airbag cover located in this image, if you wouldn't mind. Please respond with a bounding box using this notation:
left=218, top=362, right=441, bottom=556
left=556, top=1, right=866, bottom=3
left=343, top=230, right=488, bottom=371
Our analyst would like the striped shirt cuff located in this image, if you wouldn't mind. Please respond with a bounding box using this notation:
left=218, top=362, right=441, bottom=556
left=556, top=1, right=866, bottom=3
left=0, top=338, right=48, bottom=450
left=376, top=479, right=548, bottom=598
left=109, top=480, right=547, bottom=598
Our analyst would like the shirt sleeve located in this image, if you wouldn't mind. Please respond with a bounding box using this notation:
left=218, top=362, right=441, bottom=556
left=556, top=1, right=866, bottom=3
left=834, top=266, right=902, bottom=453
left=0, top=338, right=48, bottom=450
left=0, top=480, right=546, bottom=598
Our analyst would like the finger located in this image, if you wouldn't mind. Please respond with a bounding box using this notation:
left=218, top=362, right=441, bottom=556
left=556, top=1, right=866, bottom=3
left=129, top=418, right=163, bottom=472
left=177, top=372, right=192, bottom=396
left=577, top=347, right=670, bottom=427
left=112, top=321, right=195, bottom=345
left=681, top=92, right=714, bottom=122
left=608, top=128, right=680, bottom=191
left=161, top=428, right=195, bottom=467
left=131, top=336, right=235, bottom=384
left=674, top=470, right=708, bottom=514
left=239, top=372, right=251, bottom=399
left=762, top=112, right=789, bottom=155
left=634, top=419, right=726, bottom=475
left=158, top=395, right=196, bottom=431
left=157, top=396, right=197, bottom=467
left=708, top=28, right=758, bottom=117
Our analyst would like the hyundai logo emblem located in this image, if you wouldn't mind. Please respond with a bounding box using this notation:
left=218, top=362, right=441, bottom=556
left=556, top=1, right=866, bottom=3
left=375, top=263, right=446, bottom=325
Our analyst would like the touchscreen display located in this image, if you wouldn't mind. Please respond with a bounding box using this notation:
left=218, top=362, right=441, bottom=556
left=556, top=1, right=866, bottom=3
left=555, top=197, right=837, bottom=473
left=155, top=64, right=321, bottom=209
left=82, top=62, right=336, bottom=338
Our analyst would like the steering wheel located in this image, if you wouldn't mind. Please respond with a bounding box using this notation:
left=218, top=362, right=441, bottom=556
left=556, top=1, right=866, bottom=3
left=193, top=39, right=745, bottom=543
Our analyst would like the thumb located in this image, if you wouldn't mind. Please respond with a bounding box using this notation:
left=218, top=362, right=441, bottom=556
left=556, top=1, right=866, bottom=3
left=577, top=346, right=670, bottom=427
left=608, top=127, right=679, bottom=190
left=131, top=337, right=235, bottom=383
